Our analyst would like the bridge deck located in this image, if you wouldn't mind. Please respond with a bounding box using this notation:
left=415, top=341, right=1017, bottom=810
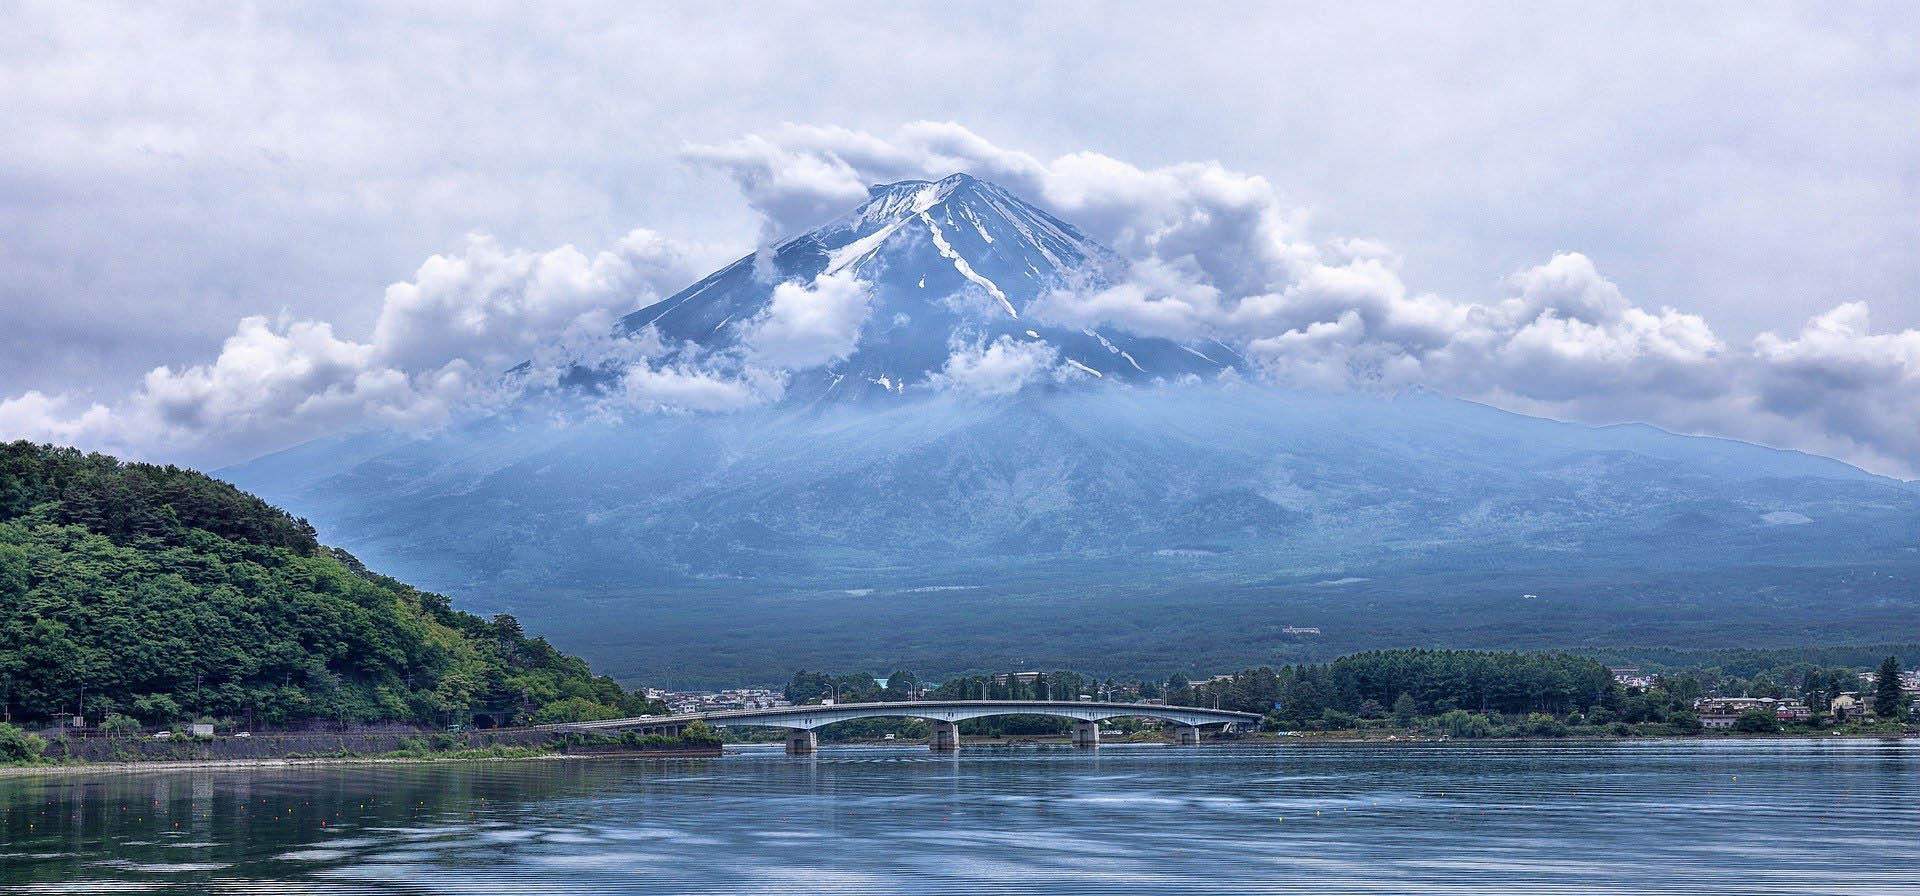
left=537, top=700, right=1262, bottom=733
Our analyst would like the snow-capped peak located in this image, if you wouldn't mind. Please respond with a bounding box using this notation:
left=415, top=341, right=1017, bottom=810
left=613, top=174, right=1238, bottom=399
left=804, top=172, right=1098, bottom=300
left=855, top=173, right=987, bottom=223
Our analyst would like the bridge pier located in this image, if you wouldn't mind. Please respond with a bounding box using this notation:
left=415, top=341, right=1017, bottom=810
left=928, top=720, right=961, bottom=752
left=555, top=702, right=1258, bottom=754
left=1071, top=720, right=1101, bottom=748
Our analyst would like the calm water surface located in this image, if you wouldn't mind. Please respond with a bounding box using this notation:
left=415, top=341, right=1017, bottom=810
left=1, top=739, right=1916, bottom=894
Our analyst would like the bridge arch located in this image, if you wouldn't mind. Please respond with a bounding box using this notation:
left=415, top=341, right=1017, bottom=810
left=544, top=700, right=1262, bottom=754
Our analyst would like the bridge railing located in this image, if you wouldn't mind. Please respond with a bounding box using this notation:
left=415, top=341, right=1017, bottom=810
left=533, top=700, right=1261, bottom=734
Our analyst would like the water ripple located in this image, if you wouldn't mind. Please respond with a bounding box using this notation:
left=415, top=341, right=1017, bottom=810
left=0, top=740, right=1914, bottom=893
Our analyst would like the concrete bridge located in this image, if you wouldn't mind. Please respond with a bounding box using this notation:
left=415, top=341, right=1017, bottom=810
left=542, top=700, right=1263, bottom=754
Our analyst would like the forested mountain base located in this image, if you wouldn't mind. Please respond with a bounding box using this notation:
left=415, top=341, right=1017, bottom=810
left=0, top=442, right=658, bottom=729
left=789, top=648, right=1913, bottom=740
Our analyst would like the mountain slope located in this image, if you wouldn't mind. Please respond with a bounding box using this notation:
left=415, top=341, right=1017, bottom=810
left=221, top=175, right=1920, bottom=684
left=614, top=173, right=1237, bottom=399
left=0, top=441, right=650, bottom=726
left=223, top=387, right=1920, bottom=683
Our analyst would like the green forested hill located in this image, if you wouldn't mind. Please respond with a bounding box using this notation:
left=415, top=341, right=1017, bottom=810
left=0, top=441, right=653, bottom=728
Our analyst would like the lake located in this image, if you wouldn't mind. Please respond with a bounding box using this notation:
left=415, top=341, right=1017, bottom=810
left=2, top=739, right=1916, bottom=894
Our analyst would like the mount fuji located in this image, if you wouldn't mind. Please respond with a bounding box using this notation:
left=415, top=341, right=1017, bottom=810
left=223, top=175, right=1920, bottom=685
left=574, top=172, right=1239, bottom=400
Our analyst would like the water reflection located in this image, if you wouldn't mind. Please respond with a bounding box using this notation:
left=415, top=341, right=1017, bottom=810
left=0, top=740, right=1915, bottom=893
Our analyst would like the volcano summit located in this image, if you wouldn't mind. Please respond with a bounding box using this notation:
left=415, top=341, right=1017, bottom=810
left=570, top=173, right=1239, bottom=402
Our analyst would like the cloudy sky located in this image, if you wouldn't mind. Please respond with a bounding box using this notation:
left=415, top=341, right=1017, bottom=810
left=2, top=3, right=1916, bottom=474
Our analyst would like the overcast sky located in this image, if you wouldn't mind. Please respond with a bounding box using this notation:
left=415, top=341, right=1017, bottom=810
left=2, top=3, right=1916, bottom=473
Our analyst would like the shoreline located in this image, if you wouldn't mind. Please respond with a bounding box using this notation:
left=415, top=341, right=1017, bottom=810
left=1259, top=729, right=1920, bottom=744
left=6, top=731, right=1912, bottom=778
left=0, top=747, right=725, bottom=779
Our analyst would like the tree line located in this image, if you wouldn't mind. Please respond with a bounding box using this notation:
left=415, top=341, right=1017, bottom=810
left=781, top=646, right=1917, bottom=737
left=784, top=668, right=1121, bottom=704
left=0, top=441, right=660, bottom=730
left=785, top=651, right=1618, bottom=720
left=1174, top=649, right=1619, bottom=720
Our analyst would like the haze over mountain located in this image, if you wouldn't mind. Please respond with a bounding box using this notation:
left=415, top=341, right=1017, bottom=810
left=225, top=176, right=1920, bottom=685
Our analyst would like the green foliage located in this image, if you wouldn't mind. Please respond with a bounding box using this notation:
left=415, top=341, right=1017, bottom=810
left=131, top=695, right=182, bottom=725
left=100, top=713, right=142, bottom=735
left=1524, top=713, right=1569, bottom=737
left=882, top=669, right=919, bottom=701
left=1390, top=692, right=1418, bottom=725
left=1873, top=656, right=1903, bottom=718
left=1320, top=708, right=1357, bottom=729
left=0, top=722, right=46, bottom=762
left=958, top=714, right=1069, bottom=737
left=1438, top=709, right=1494, bottom=738
left=679, top=720, right=721, bottom=744
left=1599, top=645, right=1920, bottom=681
left=0, top=441, right=652, bottom=729
left=1734, top=709, right=1782, bottom=733
left=384, top=736, right=550, bottom=761
left=1190, top=649, right=1618, bottom=724
left=811, top=717, right=927, bottom=742
left=783, top=670, right=884, bottom=704
left=531, top=696, right=623, bottom=724
left=0, top=442, right=320, bottom=553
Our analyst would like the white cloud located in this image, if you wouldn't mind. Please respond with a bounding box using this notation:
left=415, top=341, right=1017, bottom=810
left=0, top=315, right=473, bottom=464
left=683, top=122, right=1048, bottom=241
left=932, top=336, right=1065, bottom=396
left=611, top=360, right=781, bottom=413
left=0, top=391, right=114, bottom=450
left=1422, top=252, right=1727, bottom=403
left=1746, top=303, right=1920, bottom=474
left=682, top=123, right=1920, bottom=477
left=0, top=230, right=717, bottom=465
left=372, top=229, right=699, bottom=375
left=6, top=7, right=1916, bottom=435
left=6, top=114, right=1919, bottom=477
left=738, top=271, right=874, bottom=369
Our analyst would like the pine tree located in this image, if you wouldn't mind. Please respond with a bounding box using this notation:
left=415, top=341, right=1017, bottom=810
left=1873, top=656, right=1903, bottom=719
left=1391, top=692, right=1418, bottom=726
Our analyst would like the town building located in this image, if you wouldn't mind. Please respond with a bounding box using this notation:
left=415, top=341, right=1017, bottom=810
left=1693, top=697, right=1770, bottom=715
left=1859, top=670, right=1920, bottom=704
left=1692, top=696, right=1808, bottom=727
left=1610, top=667, right=1655, bottom=689
left=661, top=688, right=790, bottom=715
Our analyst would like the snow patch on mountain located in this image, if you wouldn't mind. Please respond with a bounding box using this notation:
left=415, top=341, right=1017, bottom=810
left=601, top=173, right=1232, bottom=401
